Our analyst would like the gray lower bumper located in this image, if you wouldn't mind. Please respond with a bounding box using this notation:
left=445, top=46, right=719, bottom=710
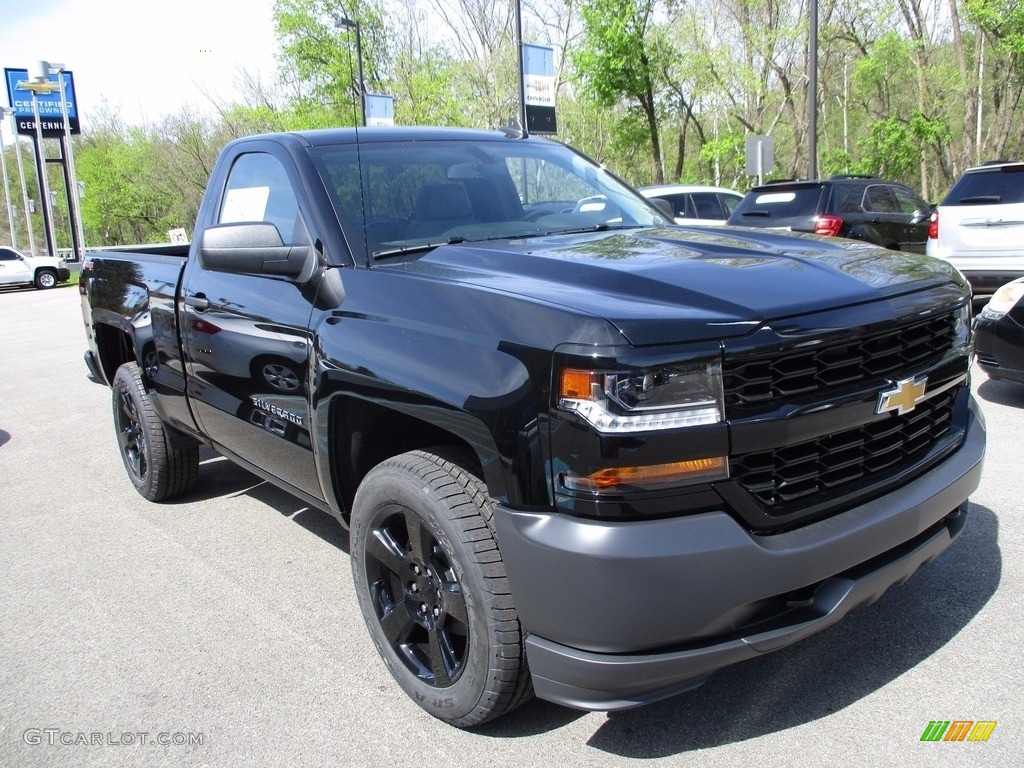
left=494, top=399, right=985, bottom=711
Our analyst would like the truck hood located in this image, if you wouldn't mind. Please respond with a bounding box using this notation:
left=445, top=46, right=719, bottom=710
left=388, top=226, right=966, bottom=346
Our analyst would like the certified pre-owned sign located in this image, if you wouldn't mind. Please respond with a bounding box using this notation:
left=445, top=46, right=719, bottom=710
left=4, top=67, right=80, bottom=137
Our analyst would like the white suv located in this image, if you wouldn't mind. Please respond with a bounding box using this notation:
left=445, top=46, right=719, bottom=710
left=638, top=184, right=744, bottom=225
left=0, top=246, right=70, bottom=290
left=927, top=161, right=1024, bottom=302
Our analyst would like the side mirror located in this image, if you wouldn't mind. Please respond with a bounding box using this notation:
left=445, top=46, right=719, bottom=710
left=199, top=222, right=313, bottom=280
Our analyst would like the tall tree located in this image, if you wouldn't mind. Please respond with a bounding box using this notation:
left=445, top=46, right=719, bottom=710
left=274, top=0, right=390, bottom=126
left=573, top=0, right=667, bottom=183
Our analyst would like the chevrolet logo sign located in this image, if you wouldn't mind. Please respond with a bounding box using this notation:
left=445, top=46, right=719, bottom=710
left=877, top=376, right=928, bottom=416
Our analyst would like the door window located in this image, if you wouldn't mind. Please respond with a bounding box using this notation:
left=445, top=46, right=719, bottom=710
left=219, top=153, right=309, bottom=246
left=864, top=185, right=899, bottom=213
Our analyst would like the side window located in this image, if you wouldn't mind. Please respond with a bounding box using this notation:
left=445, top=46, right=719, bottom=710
left=892, top=187, right=928, bottom=216
left=691, top=193, right=725, bottom=219
left=0, top=248, right=17, bottom=261
left=864, top=185, right=898, bottom=213
left=660, top=194, right=686, bottom=217
left=832, top=185, right=864, bottom=213
left=219, top=153, right=309, bottom=246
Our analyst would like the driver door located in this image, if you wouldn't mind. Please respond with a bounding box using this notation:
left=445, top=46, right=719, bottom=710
left=180, top=148, right=324, bottom=499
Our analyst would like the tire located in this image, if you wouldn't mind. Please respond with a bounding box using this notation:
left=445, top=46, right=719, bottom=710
left=34, top=269, right=58, bottom=289
left=350, top=448, right=533, bottom=727
left=111, top=363, right=199, bottom=501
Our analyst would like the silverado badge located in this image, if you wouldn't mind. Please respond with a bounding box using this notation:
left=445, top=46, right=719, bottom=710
left=876, top=376, right=928, bottom=416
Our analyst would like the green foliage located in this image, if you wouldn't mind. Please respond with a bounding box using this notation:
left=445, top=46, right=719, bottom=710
left=29, top=0, right=1024, bottom=252
left=966, top=0, right=1024, bottom=59
left=572, top=0, right=666, bottom=182
left=573, top=0, right=657, bottom=107
left=856, top=112, right=951, bottom=181
left=698, top=134, right=745, bottom=182
left=274, top=0, right=390, bottom=126
left=390, top=48, right=469, bottom=127
left=76, top=127, right=178, bottom=245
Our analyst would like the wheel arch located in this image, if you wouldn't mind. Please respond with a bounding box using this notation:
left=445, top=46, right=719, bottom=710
left=319, top=392, right=543, bottom=522
left=93, top=319, right=141, bottom=387
left=34, top=266, right=59, bottom=286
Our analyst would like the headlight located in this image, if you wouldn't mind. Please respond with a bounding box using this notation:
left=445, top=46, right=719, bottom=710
left=981, top=281, right=1024, bottom=318
left=558, top=361, right=724, bottom=433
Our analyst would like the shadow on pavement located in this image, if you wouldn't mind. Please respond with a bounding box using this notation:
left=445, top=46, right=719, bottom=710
left=976, top=375, right=1024, bottom=408
left=170, top=447, right=349, bottom=552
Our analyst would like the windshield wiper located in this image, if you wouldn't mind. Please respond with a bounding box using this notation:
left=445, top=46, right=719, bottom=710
left=523, top=222, right=649, bottom=238
left=372, top=236, right=467, bottom=260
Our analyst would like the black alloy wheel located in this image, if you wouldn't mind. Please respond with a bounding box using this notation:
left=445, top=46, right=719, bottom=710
left=350, top=448, right=533, bottom=727
left=111, top=363, right=199, bottom=501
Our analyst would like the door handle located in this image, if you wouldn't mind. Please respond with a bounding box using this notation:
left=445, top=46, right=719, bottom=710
left=184, top=294, right=210, bottom=311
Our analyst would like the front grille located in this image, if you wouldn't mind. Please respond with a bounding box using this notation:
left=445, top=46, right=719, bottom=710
left=723, top=312, right=958, bottom=408
left=730, top=388, right=957, bottom=514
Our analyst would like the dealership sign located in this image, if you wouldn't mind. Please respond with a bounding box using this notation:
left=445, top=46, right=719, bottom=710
left=365, top=94, right=394, bottom=127
left=4, top=67, right=80, bottom=137
left=523, top=45, right=556, bottom=135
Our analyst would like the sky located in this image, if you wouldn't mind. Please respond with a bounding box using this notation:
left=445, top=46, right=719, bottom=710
left=0, top=0, right=281, bottom=141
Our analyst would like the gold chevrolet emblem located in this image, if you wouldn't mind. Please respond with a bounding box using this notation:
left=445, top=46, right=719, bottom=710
left=877, top=376, right=928, bottom=416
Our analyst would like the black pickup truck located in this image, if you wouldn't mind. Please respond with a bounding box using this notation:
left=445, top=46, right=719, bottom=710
left=81, top=127, right=985, bottom=727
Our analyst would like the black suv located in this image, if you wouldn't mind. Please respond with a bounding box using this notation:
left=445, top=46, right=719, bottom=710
left=727, top=175, right=931, bottom=252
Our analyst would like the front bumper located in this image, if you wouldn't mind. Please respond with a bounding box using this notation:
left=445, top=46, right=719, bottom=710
left=494, top=399, right=985, bottom=711
left=975, top=312, right=1024, bottom=383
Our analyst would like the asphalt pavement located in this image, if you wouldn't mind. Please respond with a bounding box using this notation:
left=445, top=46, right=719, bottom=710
left=1, top=285, right=1020, bottom=766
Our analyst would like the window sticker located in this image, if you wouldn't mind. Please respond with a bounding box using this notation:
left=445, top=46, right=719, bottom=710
left=221, top=186, right=271, bottom=223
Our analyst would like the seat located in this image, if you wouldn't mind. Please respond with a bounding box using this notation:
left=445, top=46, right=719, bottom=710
left=407, top=184, right=475, bottom=239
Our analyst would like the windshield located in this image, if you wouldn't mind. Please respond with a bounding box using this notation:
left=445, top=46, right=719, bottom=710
left=311, top=136, right=668, bottom=260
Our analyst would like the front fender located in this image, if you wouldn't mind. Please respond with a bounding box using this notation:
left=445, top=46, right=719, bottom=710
left=311, top=311, right=551, bottom=513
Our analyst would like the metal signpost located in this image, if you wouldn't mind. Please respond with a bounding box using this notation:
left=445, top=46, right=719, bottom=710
left=0, top=107, right=16, bottom=247
left=745, top=135, right=775, bottom=185
left=4, top=63, right=83, bottom=260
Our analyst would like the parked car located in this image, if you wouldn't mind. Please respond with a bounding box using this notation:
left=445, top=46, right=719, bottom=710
left=726, top=175, right=932, bottom=252
left=974, top=277, right=1024, bottom=383
left=638, top=184, right=744, bottom=225
left=926, top=161, right=1024, bottom=303
left=0, top=246, right=70, bottom=289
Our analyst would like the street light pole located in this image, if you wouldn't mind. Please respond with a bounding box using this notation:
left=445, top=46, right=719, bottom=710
left=808, top=0, right=819, bottom=180
left=0, top=108, right=17, bottom=248
left=17, top=69, right=61, bottom=259
left=49, top=62, right=87, bottom=261
left=334, top=17, right=366, bottom=127
left=11, top=121, right=37, bottom=256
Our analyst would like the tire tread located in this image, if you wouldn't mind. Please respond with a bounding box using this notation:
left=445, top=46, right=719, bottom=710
left=352, top=446, right=533, bottom=727
left=112, top=363, right=199, bottom=501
